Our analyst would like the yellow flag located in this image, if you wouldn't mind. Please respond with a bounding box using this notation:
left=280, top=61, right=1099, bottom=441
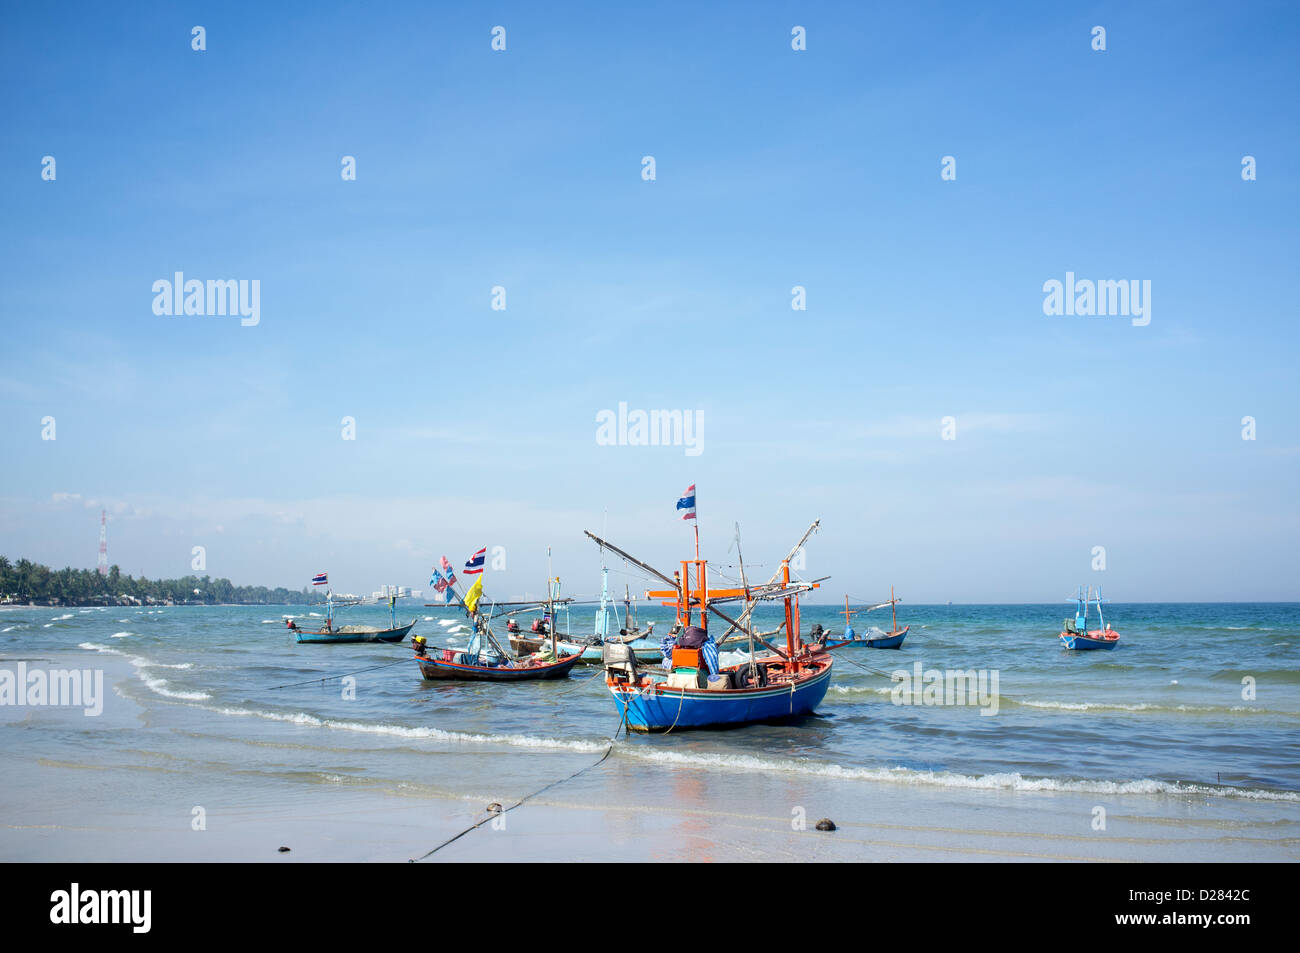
left=463, top=576, right=484, bottom=614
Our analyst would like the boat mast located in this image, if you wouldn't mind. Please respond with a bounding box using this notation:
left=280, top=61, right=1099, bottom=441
left=595, top=565, right=610, bottom=641
left=1095, top=586, right=1106, bottom=632
left=735, top=523, right=757, bottom=677
left=782, top=558, right=796, bottom=663
left=583, top=529, right=791, bottom=658
left=891, top=585, right=897, bottom=635
left=547, top=547, right=557, bottom=657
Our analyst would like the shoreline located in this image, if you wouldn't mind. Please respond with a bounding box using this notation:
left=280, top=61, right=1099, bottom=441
left=2, top=652, right=1297, bottom=863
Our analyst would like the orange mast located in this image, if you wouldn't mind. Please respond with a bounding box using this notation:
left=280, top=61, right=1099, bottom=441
left=782, top=558, right=796, bottom=666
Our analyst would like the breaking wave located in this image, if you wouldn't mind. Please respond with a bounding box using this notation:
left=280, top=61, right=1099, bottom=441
left=78, top=642, right=210, bottom=701
left=202, top=704, right=609, bottom=754
left=618, top=748, right=1300, bottom=802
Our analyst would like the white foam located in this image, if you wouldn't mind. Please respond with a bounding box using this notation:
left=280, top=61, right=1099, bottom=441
left=203, top=705, right=609, bottom=753
left=111, top=631, right=132, bottom=638
left=79, top=642, right=209, bottom=699
left=830, top=685, right=894, bottom=697
left=619, top=748, right=1300, bottom=802
left=140, top=675, right=210, bottom=701
left=1, top=626, right=16, bottom=633
left=80, top=642, right=120, bottom=654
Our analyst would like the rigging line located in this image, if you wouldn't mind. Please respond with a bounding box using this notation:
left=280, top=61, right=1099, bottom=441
left=825, top=650, right=893, bottom=680
left=410, top=706, right=628, bottom=863
left=265, top=653, right=413, bottom=691
left=551, top=663, right=607, bottom=697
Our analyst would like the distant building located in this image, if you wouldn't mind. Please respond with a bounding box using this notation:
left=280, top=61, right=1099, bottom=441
left=372, top=585, right=417, bottom=601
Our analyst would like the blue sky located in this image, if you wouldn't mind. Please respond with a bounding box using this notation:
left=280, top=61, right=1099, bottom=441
left=1, top=1, right=1297, bottom=602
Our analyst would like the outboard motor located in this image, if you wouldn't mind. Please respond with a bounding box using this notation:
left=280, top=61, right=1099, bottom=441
left=602, top=641, right=638, bottom=681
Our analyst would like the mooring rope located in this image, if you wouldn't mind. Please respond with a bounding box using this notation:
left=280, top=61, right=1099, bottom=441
left=265, top=652, right=415, bottom=691
left=550, top=663, right=606, bottom=697
left=661, top=683, right=688, bottom=735
left=409, top=706, right=629, bottom=862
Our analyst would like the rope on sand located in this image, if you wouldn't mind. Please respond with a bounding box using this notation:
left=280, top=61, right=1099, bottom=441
left=409, top=707, right=629, bottom=862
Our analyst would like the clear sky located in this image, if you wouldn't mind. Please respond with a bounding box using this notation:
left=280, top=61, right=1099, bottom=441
left=1, top=2, right=1297, bottom=603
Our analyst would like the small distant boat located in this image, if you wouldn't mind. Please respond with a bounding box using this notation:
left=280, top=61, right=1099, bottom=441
left=824, top=589, right=909, bottom=649
left=291, top=583, right=416, bottom=644
left=1059, top=585, right=1120, bottom=650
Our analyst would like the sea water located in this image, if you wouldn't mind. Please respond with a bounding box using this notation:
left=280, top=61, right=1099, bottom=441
left=1, top=601, right=1297, bottom=859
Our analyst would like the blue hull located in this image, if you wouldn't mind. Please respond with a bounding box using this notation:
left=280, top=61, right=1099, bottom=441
left=610, top=657, right=833, bottom=731
left=295, top=620, right=415, bottom=644
left=825, top=626, right=908, bottom=650
left=1059, top=634, right=1118, bottom=650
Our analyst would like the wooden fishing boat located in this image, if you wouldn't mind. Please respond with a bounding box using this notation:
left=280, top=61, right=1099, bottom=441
left=828, top=627, right=909, bottom=650
left=507, top=631, right=663, bottom=663
left=295, top=621, right=415, bottom=644
left=585, top=518, right=833, bottom=732
left=824, top=590, right=909, bottom=649
left=292, top=583, right=416, bottom=644
left=411, top=550, right=582, bottom=682
left=1059, top=585, right=1120, bottom=650
left=505, top=565, right=661, bottom=663
left=413, top=643, right=583, bottom=680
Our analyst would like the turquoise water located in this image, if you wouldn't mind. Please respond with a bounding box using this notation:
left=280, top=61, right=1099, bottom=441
left=2, top=600, right=1298, bottom=805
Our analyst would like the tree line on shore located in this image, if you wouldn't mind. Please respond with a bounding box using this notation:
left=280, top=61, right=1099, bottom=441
left=0, top=556, right=311, bottom=606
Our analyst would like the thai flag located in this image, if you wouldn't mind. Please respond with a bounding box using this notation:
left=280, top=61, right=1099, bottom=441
left=311, top=572, right=328, bottom=586
left=439, top=555, right=457, bottom=587
left=463, top=547, right=487, bottom=575
left=675, top=484, right=697, bottom=520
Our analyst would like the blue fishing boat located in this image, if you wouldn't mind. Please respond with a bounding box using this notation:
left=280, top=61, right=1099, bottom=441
left=294, top=621, right=414, bottom=644
left=824, top=590, right=909, bottom=650
left=1059, top=585, right=1120, bottom=650
left=291, top=583, right=415, bottom=644
left=832, top=629, right=908, bottom=650
left=585, top=516, right=832, bottom=732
